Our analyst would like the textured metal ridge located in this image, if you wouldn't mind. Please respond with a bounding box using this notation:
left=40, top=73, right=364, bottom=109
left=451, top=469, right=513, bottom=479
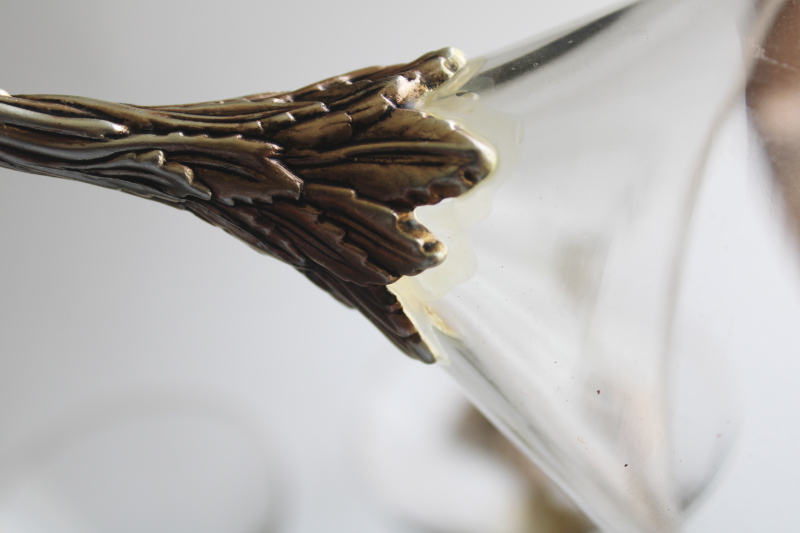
left=0, top=48, right=495, bottom=363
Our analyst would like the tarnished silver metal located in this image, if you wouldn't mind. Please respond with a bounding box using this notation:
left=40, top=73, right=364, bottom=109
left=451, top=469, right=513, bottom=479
left=0, top=48, right=496, bottom=363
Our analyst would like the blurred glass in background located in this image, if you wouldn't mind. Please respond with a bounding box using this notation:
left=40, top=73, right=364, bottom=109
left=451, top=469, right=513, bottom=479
left=1, top=0, right=799, bottom=532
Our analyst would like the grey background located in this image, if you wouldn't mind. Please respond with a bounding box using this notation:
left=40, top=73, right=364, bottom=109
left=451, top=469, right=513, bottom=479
left=0, top=2, right=620, bottom=533
left=13, top=2, right=798, bottom=533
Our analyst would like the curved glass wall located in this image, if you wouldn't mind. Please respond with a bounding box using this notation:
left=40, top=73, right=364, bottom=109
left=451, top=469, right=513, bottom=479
left=392, top=1, right=798, bottom=531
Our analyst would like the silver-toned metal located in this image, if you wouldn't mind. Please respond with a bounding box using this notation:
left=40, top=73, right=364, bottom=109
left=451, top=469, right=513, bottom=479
left=0, top=48, right=496, bottom=363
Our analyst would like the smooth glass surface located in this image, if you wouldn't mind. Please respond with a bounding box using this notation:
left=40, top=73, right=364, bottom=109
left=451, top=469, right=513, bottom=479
left=0, top=2, right=629, bottom=532
left=392, top=1, right=797, bottom=531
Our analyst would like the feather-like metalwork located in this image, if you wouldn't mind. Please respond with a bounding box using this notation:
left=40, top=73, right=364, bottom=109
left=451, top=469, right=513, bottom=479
left=0, top=48, right=495, bottom=362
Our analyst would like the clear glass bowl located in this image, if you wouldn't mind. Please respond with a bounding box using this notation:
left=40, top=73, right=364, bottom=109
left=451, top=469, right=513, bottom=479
left=391, top=1, right=800, bottom=531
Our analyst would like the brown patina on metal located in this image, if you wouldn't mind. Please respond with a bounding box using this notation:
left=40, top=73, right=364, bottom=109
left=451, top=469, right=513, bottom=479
left=0, top=48, right=495, bottom=363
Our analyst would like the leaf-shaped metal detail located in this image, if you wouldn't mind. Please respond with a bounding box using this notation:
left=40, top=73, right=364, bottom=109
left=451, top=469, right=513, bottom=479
left=0, top=48, right=495, bottom=363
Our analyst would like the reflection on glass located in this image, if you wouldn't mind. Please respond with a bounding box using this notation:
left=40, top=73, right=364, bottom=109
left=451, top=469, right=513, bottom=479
left=391, top=1, right=796, bottom=531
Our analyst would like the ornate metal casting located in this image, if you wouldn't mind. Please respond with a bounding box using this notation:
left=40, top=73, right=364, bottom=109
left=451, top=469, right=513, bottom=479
left=0, top=48, right=496, bottom=363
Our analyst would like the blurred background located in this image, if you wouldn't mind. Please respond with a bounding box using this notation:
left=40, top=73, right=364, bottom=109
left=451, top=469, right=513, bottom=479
left=2, top=1, right=800, bottom=532
left=0, top=1, right=622, bottom=532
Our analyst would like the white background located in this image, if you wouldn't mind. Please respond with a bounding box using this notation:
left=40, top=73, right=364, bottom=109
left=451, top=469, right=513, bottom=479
left=5, top=2, right=798, bottom=533
left=0, top=2, right=621, bottom=533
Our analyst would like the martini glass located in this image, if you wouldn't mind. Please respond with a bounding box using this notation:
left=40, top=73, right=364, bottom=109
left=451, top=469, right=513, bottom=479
left=390, top=0, right=800, bottom=531
left=1, top=1, right=799, bottom=532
